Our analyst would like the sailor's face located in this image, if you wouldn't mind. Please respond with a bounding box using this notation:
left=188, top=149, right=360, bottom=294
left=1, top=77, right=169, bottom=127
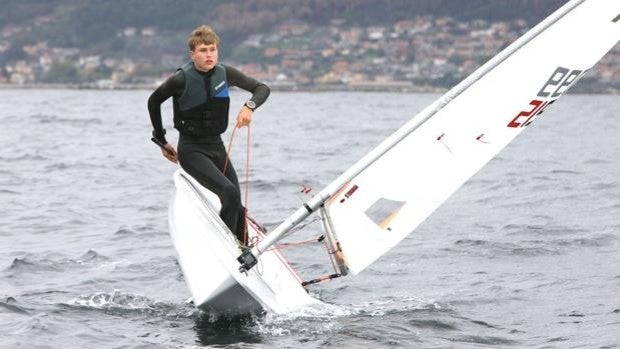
left=191, top=43, right=218, bottom=72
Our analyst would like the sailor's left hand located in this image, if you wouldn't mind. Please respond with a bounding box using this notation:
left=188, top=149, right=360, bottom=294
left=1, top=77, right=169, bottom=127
left=236, top=106, right=253, bottom=127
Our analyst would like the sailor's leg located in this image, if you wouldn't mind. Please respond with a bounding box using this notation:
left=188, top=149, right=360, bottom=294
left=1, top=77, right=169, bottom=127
left=178, top=150, right=244, bottom=243
left=220, top=161, right=248, bottom=243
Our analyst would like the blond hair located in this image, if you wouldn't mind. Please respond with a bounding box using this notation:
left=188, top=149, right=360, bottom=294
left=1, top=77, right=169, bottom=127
left=187, top=25, right=220, bottom=51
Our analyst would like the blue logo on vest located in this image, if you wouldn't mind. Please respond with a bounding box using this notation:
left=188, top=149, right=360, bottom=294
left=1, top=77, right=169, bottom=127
left=214, top=80, right=229, bottom=98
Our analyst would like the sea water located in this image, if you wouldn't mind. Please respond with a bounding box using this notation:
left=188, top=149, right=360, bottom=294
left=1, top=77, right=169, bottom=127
left=1, top=89, right=619, bottom=348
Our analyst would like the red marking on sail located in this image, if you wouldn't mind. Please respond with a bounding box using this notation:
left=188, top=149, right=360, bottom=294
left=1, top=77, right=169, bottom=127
left=345, top=185, right=359, bottom=198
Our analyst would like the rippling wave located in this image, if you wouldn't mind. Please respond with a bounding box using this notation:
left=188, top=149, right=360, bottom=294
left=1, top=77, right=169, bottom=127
left=1, top=90, right=619, bottom=347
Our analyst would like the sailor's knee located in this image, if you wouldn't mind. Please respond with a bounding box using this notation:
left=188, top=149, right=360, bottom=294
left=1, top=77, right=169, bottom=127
left=221, top=184, right=241, bottom=206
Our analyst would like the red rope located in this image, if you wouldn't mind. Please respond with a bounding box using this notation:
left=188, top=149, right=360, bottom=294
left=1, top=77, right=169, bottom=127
left=252, top=226, right=304, bottom=284
left=224, top=125, right=305, bottom=285
left=243, top=125, right=251, bottom=245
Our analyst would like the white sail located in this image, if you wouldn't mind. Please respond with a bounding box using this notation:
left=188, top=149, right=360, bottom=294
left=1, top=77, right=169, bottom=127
left=324, top=0, right=620, bottom=274
left=237, top=0, right=618, bottom=276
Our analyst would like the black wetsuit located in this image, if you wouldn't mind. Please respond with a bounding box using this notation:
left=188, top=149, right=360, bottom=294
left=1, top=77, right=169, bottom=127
left=147, top=63, right=269, bottom=243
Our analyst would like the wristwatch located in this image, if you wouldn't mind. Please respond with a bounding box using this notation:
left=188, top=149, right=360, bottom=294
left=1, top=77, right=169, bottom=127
left=245, top=100, right=256, bottom=110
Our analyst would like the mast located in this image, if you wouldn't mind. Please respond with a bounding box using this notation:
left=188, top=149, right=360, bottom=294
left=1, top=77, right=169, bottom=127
left=237, top=0, right=587, bottom=273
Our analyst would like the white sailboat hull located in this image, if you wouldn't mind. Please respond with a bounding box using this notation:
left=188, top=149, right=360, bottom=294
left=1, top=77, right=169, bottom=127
left=169, top=169, right=321, bottom=314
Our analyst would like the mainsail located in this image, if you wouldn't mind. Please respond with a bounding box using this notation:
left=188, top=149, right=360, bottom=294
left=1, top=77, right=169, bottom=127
left=238, top=0, right=620, bottom=275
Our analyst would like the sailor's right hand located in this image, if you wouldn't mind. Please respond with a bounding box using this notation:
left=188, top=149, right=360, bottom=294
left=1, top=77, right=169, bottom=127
left=161, top=143, right=178, bottom=164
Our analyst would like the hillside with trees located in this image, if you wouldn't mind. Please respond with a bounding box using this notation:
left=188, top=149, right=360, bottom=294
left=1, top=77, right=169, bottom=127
left=1, top=0, right=568, bottom=57
left=4, top=0, right=617, bottom=92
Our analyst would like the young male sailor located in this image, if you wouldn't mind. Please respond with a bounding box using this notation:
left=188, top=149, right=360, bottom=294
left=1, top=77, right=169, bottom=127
left=147, top=25, right=270, bottom=244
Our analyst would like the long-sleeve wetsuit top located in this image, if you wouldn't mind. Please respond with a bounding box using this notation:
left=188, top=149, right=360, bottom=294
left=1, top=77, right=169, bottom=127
left=147, top=64, right=270, bottom=144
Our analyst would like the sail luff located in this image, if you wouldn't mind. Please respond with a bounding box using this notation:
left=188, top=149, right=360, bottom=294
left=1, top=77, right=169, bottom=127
left=238, top=0, right=588, bottom=271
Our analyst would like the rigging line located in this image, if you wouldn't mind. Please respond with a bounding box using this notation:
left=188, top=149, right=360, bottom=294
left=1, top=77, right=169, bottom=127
left=243, top=124, right=251, bottom=245
left=301, top=273, right=342, bottom=287
left=257, top=215, right=322, bottom=254
left=266, top=235, right=325, bottom=251
left=251, top=223, right=304, bottom=284
left=247, top=215, right=267, bottom=234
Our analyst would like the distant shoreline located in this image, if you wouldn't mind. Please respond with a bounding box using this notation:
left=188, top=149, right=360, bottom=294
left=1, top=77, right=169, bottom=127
left=0, top=82, right=617, bottom=94
left=0, top=82, right=444, bottom=93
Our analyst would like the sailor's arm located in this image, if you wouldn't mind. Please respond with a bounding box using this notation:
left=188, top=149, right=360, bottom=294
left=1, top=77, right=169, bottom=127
left=147, top=71, right=184, bottom=163
left=225, top=65, right=270, bottom=127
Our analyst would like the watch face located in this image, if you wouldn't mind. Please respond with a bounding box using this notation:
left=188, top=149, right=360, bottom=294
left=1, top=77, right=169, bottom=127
left=246, top=100, right=256, bottom=109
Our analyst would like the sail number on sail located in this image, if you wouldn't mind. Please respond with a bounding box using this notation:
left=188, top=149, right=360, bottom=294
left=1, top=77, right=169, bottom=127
left=507, top=66, right=584, bottom=128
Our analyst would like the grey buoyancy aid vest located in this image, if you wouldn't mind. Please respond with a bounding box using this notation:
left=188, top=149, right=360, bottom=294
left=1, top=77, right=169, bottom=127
left=173, top=62, right=230, bottom=136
